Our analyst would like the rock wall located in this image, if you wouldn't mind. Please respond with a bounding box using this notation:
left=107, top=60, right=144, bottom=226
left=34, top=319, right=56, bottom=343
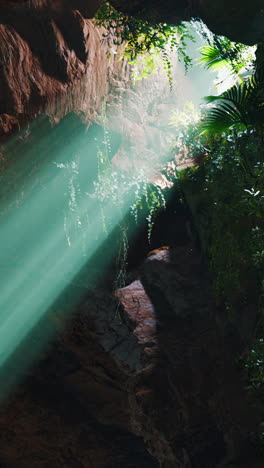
left=0, top=2, right=190, bottom=173
left=0, top=0, right=262, bottom=145
left=0, top=2, right=262, bottom=468
left=111, top=0, right=264, bottom=45
left=0, top=3, right=129, bottom=141
left=0, top=241, right=261, bottom=467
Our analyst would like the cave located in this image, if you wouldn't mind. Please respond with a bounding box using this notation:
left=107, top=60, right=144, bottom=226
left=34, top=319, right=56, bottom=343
left=0, top=1, right=263, bottom=467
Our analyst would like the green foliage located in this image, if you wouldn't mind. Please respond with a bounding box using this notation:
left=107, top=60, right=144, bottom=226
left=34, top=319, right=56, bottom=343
left=54, top=156, right=88, bottom=253
left=176, top=124, right=264, bottom=437
left=92, top=103, right=166, bottom=242
left=130, top=52, right=162, bottom=81
left=114, top=223, right=128, bottom=291
left=244, top=338, right=264, bottom=399
left=95, top=2, right=195, bottom=85
left=196, top=20, right=255, bottom=75
left=200, top=70, right=264, bottom=136
left=199, top=41, right=254, bottom=75
left=209, top=35, right=254, bottom=74
left=241, top=335, right=264, bottom=454
left=92, top=165, right=166, bottom=242
left=199, top=45, right=232, bottom=71
left=91, top=147, right=167, bottom=292
left=169, top=101, right=208, bottom=163
left=178, top=131, right=264, bottom=298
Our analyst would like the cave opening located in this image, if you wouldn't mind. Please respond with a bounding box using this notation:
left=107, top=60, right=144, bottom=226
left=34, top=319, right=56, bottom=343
left=0, top=2, right=263, bottom=468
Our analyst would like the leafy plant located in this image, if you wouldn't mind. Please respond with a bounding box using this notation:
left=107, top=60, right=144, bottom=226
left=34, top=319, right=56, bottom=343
left=195, top=20, right=255, bottom=75
left=175, top=118, right=264, bottom=301
left=92, top=102, right=167, bottom=242
left=92, top=166, right=166, bottom=241
left=199, top=45, right=233, bottom=71
left=169, top=101, right=209, bottom=165
left=244, top=338, right=264, bottom=397
left=95, top=2, right=195, bottom=85
left=175, top=120, right=264, bottom=425
left=200, top=70, right=264, bottom=136
left=199, top=42, right=254, bottom=76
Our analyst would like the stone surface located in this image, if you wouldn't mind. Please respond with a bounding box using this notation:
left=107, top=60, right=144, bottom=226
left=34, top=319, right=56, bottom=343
left=117, top=246, right=261, bottom=467
left=0, top=2, right=190, bottom=176
left=111, top=0, right=264, bottom=45
left=0, top=243, right=261, bottom=467
left=0, top=1, right=262, bottom=467
left=8, top=0, right=264, bottom=45
left=0, top=275, right=159, bottom=467
left=0, top=4, right=130, bottom=139
left=0, top=0, right=262, bottom=148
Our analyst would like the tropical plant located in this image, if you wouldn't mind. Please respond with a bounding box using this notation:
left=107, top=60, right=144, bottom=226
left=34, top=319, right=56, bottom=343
left=199, top=44, right=232, bottom=71
left=195, top=20, right=255, bottom=74
left=200, top=70, right=264, bottom=136
left=199, top=42, right=254, bottom=75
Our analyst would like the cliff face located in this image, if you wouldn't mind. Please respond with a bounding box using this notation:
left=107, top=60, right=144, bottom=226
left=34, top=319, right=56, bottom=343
left=0, top=1, right=102, bottom=17
left=0, top=0, right=262, bottom=143
left=0, top=3, right=129, bottom=141
left=0, top=4, right=210, bottom=177
left=111, top=0, right=264, bottom=45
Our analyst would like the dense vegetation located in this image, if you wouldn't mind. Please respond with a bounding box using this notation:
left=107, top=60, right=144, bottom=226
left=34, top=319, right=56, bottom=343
left=95, top=3, right=264, bottom=446
left=176, top=120, right=264, bottom=455
left=95, top=3, right=263, bottom=327
left=170, top=45, right=264, bottom=446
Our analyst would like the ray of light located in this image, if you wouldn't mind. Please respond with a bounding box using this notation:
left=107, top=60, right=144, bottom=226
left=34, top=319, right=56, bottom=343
left=0, top=117, right=136, bottom=398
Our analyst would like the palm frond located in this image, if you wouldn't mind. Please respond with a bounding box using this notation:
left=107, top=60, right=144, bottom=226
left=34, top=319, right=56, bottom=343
left=199, top=45, right=230, bottom=71
left=200, top=70, right=264, bottom=135
left=200, top=105, right=247, bottom=134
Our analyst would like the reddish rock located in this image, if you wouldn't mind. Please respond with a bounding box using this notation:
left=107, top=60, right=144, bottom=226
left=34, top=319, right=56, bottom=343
left=0, top=5, right=129, bottom=140
left=0, top=114, right=20, bottom=138
left=116, top=279, right=158, bottom=364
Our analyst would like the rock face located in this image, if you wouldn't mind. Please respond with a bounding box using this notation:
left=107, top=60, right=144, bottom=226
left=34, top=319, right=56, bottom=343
left=0, top=1, right=103, bottom=17
left=1, top=0, right=263, bottom=47
left=0, top=0, right=262, bottom=145
left=117, top=247, right=261, bottom=467
left=0, top=4, right=212, bottom=182
left=0, top=279, right=159, bottom=468
left=0, top=2, right=192, bottom=173
left=111, top=0, right=264, bottom=45
left=0, top=3, right=130, bottom=140
left=0, top=243, right=261, bottom=467
left=0, top=2, right=262, bottom=468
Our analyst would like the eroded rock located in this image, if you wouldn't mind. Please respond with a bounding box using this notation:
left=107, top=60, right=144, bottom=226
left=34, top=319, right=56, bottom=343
left=0, top=5, right=130, bottom=139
